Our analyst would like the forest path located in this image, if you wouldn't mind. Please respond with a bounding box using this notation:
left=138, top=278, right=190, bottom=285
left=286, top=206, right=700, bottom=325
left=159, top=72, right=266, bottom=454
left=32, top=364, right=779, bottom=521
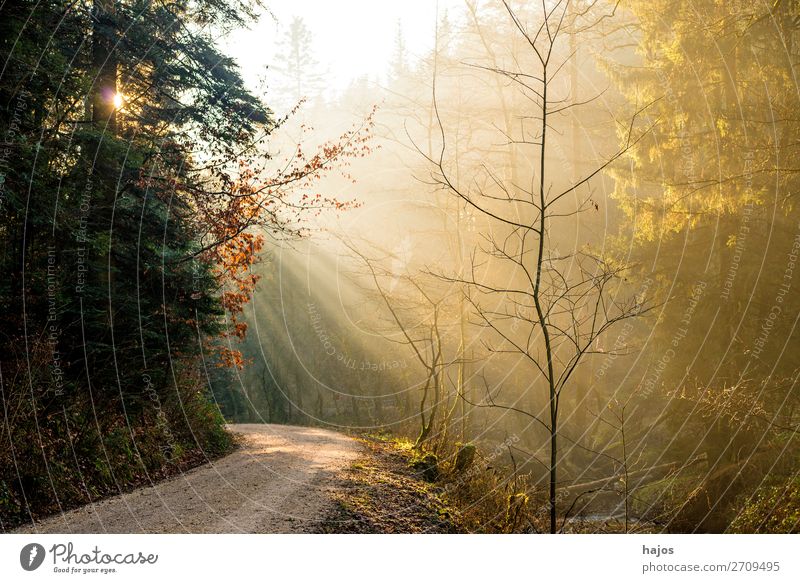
left=14, top=424, right=360, bottom=534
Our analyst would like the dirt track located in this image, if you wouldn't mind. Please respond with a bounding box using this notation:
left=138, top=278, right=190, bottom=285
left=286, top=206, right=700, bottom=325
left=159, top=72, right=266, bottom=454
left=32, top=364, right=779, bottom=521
left=13, top=424, right=360, bottom=534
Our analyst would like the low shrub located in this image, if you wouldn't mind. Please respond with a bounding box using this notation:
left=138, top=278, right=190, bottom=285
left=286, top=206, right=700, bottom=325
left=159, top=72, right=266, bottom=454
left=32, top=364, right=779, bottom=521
left=0, top=344, right=234, bottom=529
left=729, top=476, right=800, bottom=533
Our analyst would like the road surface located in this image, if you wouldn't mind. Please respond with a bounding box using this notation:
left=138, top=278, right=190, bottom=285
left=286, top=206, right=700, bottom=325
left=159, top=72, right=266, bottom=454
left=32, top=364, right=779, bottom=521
left=13, top=424, right=360, bottom=534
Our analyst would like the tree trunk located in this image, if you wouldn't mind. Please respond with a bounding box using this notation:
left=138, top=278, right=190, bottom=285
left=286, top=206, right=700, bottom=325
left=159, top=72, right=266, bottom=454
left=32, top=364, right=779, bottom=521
left=92, top=0, right=117, bottom=131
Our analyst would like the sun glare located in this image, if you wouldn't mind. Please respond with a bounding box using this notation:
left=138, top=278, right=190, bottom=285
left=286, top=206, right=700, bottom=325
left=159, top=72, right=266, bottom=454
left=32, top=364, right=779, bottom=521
left=112, top=92, right=124, bottom=110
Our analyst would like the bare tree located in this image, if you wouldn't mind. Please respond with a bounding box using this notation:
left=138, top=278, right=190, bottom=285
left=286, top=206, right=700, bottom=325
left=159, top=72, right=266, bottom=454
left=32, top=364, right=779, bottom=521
left=417, top=0, right=654, bottom=533
left=341, top=239, right=454, bottom=447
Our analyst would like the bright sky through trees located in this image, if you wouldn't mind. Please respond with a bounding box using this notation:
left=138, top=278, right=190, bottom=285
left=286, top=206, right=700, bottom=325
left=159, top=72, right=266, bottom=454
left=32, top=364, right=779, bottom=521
left=225, top=0, right=462, bottom=95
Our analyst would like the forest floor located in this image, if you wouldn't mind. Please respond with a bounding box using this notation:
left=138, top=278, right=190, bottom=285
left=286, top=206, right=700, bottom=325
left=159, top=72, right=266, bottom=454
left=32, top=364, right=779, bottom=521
left=12, top=424, right=457, bottom=534
left=14, top=424, right=358, bottom=533
left=312, top=434, right=459, bottom=533
left=10, top=422, right=662, bottom=534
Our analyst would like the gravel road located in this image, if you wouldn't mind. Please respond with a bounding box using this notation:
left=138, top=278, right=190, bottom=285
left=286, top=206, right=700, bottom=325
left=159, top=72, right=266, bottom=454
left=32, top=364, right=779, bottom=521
left=13, top=424, right=360, bottom=534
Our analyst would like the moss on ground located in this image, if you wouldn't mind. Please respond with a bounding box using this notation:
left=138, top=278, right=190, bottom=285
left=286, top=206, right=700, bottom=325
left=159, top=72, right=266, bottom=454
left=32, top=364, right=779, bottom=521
left=313, top=434, right=461, bottom=534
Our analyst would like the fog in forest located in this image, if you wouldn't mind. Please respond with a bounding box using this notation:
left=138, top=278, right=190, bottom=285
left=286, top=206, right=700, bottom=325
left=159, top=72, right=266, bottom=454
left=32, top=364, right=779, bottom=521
left=203, top=1, right=800, bottom=533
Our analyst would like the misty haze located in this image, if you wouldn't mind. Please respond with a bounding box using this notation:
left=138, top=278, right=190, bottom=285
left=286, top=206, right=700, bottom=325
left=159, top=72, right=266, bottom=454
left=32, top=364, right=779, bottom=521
left=1, top=0, right=799, bottom=537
